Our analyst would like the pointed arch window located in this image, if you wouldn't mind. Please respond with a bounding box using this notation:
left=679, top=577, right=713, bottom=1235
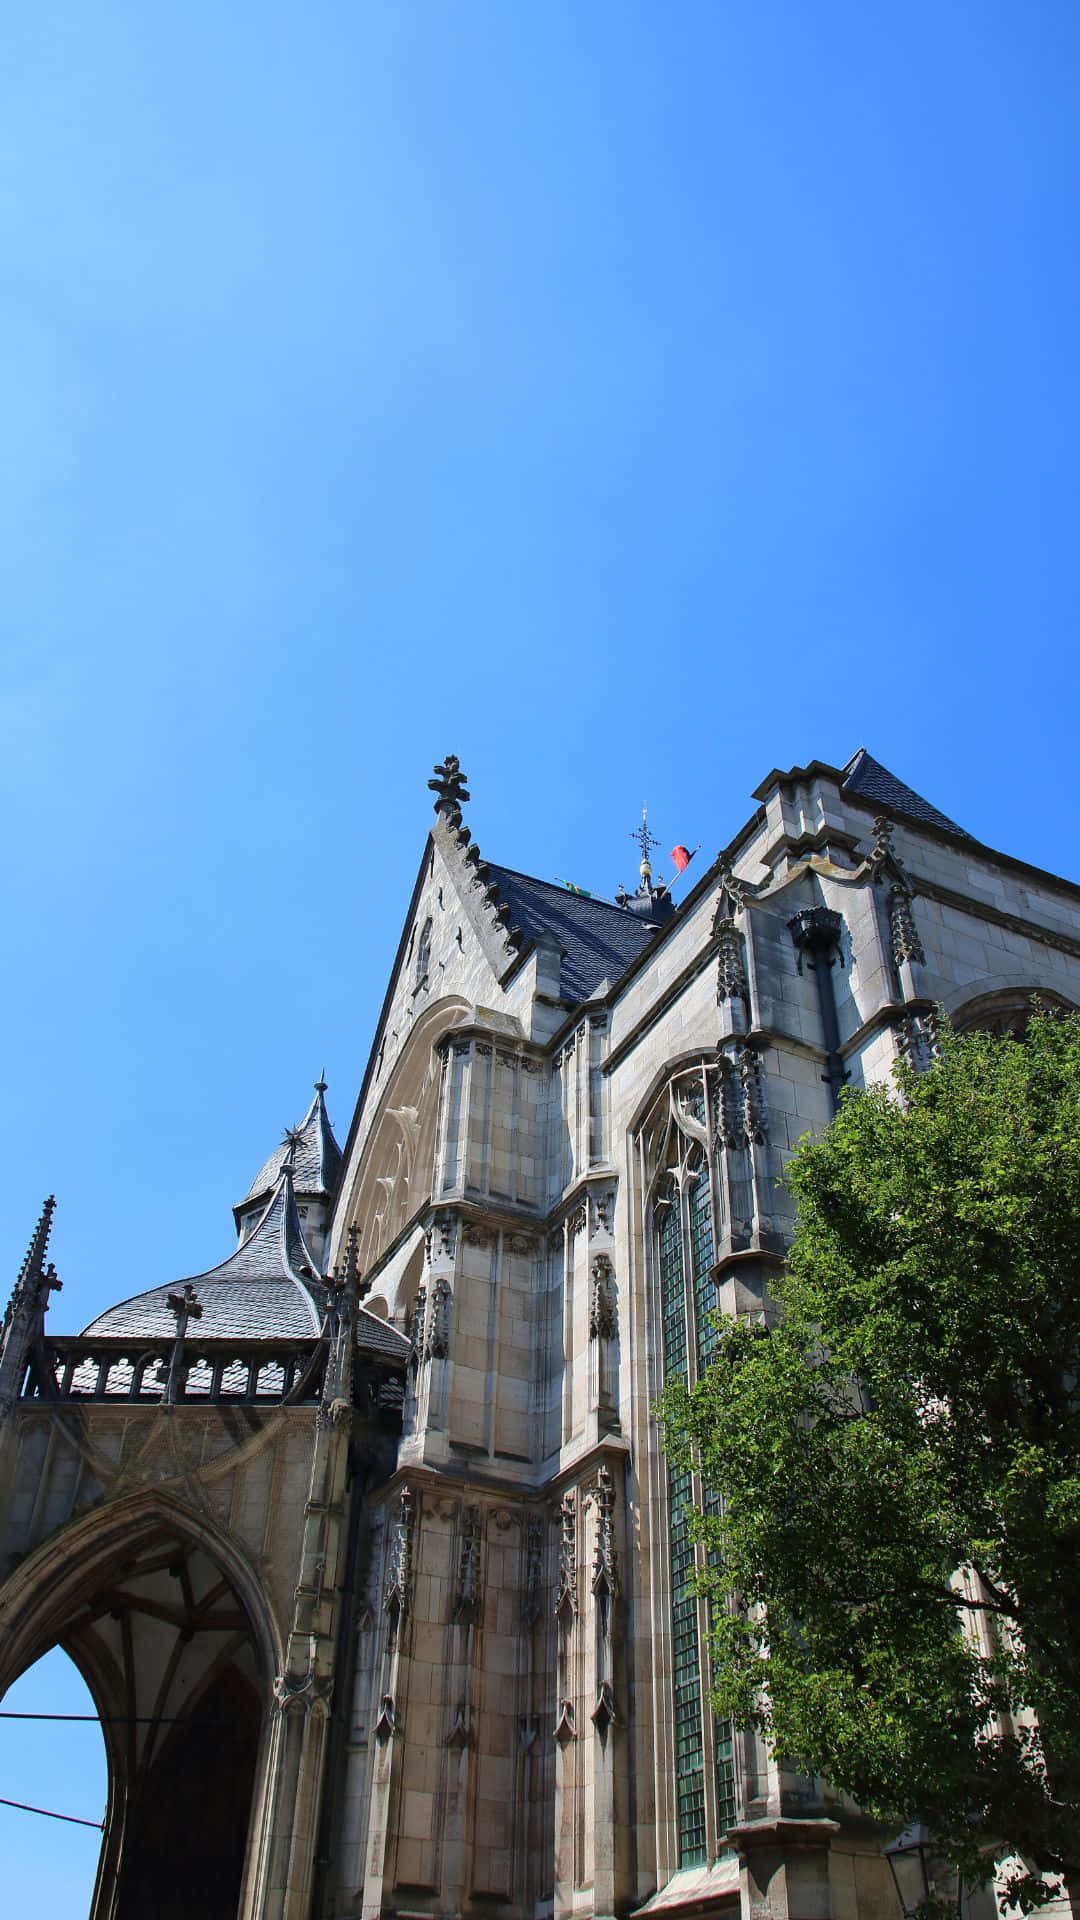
left=645, top=1065, right=736, bottom=1865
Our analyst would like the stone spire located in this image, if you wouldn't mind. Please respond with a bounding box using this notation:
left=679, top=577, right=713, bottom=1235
left=0, top=1195, right=62, bottom=1419
left=235, top=1080, right=343, bottom=1266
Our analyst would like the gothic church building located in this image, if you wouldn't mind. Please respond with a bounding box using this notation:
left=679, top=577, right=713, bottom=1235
left=2, top=749, right=1078, bottom=1920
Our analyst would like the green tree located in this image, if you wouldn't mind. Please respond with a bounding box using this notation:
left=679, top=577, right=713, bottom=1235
left=661, top=1009, right=1080, bottom=1910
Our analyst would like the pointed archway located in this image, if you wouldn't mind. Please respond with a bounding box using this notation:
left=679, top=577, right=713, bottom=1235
left=0, top=1498, right=278, bottom=1920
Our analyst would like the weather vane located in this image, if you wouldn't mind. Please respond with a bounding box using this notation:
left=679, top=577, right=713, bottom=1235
left=631, top=805, right=662, bottom=882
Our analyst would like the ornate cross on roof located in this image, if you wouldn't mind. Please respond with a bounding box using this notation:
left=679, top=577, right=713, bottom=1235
left=164, top=1283, right=202, bottom=1402
left=166, top=1283, right=202, bottom=1337
left=631, top=805, right=662, bottom=882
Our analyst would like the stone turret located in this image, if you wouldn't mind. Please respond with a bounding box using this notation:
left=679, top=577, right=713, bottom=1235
left=234, top=1078, right=343, bottom=1267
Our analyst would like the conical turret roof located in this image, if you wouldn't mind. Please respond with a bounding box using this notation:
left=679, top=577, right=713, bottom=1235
left=237, top=1079, right=343, bottom=1223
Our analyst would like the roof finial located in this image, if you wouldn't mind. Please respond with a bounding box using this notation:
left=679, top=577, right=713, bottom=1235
left=429, top=754, right=470, bottom=818
left=631, top=805, right=661, bottom=884
left=315, top=1070, right=328, bottom=1095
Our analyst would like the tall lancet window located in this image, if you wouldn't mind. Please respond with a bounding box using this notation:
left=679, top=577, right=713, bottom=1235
left=645, top=1066, right=736, bottom=1866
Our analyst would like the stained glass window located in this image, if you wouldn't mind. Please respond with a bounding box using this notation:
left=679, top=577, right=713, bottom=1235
left=658, top=1145, right=736, bottom=1864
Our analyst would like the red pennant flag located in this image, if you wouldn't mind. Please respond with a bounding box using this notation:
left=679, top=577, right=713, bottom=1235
left=671, top=845, right=694, bottom=874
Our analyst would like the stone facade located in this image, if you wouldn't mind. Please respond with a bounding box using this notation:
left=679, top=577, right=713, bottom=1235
left=2, top=748, right=1078, bottom=1920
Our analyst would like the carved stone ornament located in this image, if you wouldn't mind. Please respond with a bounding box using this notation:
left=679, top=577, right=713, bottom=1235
left=273, top=1665, right=333, bottom=1716
left=889, top=886, right=927, bottom=969
left=738, top=1046, right=768, bottom=1145
left=714, top=918, right=748, bottom=1007
left=589, top=1255, right=616, bottom=1340
left=895, top=1007, right=941, bottom=1072
left=426, top=1213, right=458, bottom=1264
left=555, top=1494, right=578, bottom=1619
left=715, top=1057, right=743, bottom=1151
left=788, top=905, right=845, bottom=973
left=411, top=1285, right=427, bottom=1361
left=445, top=1705, right=471, bottom=1750
left=567, top=1203, right=587, bottom=1240
left=384, top=1486, right=415, bottom=1619
left=522, top=1513, right=544, bottom=1626
left=454, top=1506, right=481, bottom=1622
left=424, top=1275, right=452, bottom=1361
left=553, top=1699, right=577, bottom=1746
left=463, top=1222, right=491, bottom=1250
left=508, top=1232, right=536, bottom=1257
left=374, top=1693, right=397, bottom=1742
left=591, top=1680, right=617, bottom=1736
left=589, top=1465, right=618, bottom=1599
left=429, top=753, right=470, bottom=814
left=590, top=1187, right=614, bottom=1237
left=317, top=1395, right=354, bottom=1435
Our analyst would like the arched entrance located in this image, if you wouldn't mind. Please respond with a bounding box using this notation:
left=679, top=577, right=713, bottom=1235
left=0, top=1502, right=276, bottom=1920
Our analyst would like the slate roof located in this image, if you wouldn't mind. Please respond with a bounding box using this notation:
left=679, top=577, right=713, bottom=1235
left=487, top=865, right=658, bottom=1005
left=241, top=1082, right=343, bottom=1212
left=355, top=1309, right=411, bottom=1360
left=840, top=749, right=968, bottom=837
left=83, top=1170, right=323, bottom=1341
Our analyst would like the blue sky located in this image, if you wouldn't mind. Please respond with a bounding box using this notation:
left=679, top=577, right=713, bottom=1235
left=2, top=1, right=1079, bottom=1898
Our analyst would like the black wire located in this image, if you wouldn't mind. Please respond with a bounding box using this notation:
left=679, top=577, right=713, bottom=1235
left=0, top=1794, right=102, bottom=1829
left=0, top=1712, right=234, bottom=1723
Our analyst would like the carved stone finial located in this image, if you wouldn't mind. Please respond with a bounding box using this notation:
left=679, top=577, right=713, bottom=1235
left=889, top=888, right=927, bottom=970
left=429, top=754, right=470, bottom=815
left=870, top=815, right=895, bottom=862
left=714, top=916, right=749, bottom=1009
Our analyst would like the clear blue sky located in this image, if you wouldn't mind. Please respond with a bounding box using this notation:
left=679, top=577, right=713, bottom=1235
left=2, top=1, right=1079, bottom=1897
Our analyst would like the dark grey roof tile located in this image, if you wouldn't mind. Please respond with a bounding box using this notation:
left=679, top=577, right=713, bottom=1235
left=487, top=865, right=656, bottom=1004
left=841, top=749, right=968, bottom=837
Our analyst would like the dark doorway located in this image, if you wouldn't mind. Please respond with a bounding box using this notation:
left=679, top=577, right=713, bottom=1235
left=115, top=1663, right=261, bottom=1920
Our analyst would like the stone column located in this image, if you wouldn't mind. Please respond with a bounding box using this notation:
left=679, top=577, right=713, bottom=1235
left=731, top=1819, right=840, bottom=1920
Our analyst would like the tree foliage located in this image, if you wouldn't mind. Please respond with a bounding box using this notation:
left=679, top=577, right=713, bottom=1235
left=661, top=1010, right=1080, bottom=1908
